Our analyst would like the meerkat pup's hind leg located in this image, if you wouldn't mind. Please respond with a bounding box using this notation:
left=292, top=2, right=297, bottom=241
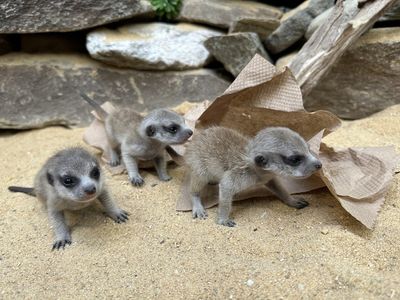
left=107, top=145, right=120, bottom=167
left=153, top=155, right=172, bottom=182
left=189, top=174, right=208, bottom=219
left=265, top=178, right=309, bottom=209
left=217, top=178, right=236, bottom=227
left=121, top=143, right=144, bottom=186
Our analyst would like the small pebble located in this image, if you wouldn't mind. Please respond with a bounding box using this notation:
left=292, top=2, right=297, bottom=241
left=246, top=279, right=254, bottom=287
left=321, top=227, right=329, bottom=235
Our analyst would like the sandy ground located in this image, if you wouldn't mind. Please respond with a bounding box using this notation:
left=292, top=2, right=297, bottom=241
left=0, top=105, right=399, bottom=299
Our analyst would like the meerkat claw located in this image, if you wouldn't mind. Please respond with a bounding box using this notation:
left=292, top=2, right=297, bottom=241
left=192, top=208, right=208, bottom=219
left=130, top=177, right=144, bottom=187
left=294, top=198, right=309, bottom=209
left=52, top=239, right=72, bottom=251
left=218, top=219, right=236, bottom=227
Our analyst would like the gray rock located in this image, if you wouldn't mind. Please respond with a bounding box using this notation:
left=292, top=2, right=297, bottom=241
left=0, top=0, right=154, bottom=33
left=305, top=7, right=333, bottom=40
left=229, top=18, right=280, bottom=39
left=87, top=23, right=222, bottom=70
left=265, top=0, right=334, bottom=54
left=205, top=32, right=271, bottom=77
left=277, top=28, right=400, bottom=119
left=380, top=0, right=400, bottom=22
left=0, top=54, right=231, bottom=129
left=178, top=0, right=282, bottom=29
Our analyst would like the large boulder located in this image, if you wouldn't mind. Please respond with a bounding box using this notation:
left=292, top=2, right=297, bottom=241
left=87, top=23, right=222, bottom=70
left=277, top=28, right=400, bottom=119
left=0, top=0, right=154, bottom=33
left=178, top=0, right=282, bottom=29
left=0, top=54, right=231, bottom=129
left=205, top=32, right=271, bottom=77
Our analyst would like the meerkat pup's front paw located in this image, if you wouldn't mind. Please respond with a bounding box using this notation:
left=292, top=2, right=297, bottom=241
left=192, top=206, right=208, bottom=219
left=217, top=218, right=236, bottom=227
left=107, top=209, right=130, bottom=223
left=52, top=234, right=72, bottom=251
left=129, top=175, right=144, bottom=187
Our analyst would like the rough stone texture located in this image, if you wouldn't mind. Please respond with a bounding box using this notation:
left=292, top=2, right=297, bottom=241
left=0, top=54, right=230, bottom=129
left=265, top=0, right=335, bottom=54
left=229, top=18, right=280, bottom=39
left=0, top=0, right=155, bottom=33
left=205, top=32, right=271, bottom=77
left=277, top=28, right=400, bottom=119
left=380, top=0, right=400, bottom=21
left=87, top=23, right=222, bottom=70
left=178, top=0, right=282, bottom=29
left=305, top=7, right=333, bottom=40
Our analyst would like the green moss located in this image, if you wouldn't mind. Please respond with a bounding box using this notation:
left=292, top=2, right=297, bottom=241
left=149, top=0, right=182, bottom=19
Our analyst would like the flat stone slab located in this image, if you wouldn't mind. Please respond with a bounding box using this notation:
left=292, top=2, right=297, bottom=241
left=0, top=0, right=154, bottom=33
left=87, top=23, right=222, bottom=70
left=229, top=18, right=280, bottom=39
left=0, top=54, right=231, bottom=129
left=178, top=0, right=282, bottom=29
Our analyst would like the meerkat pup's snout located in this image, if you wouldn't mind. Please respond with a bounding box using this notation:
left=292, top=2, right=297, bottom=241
left=8, top=147, right=129, bottom=250
left=185, top=126, right=322, bottom=227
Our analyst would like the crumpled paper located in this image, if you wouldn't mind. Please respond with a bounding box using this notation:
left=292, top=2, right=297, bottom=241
left=176, top=54, right=398, bottom=229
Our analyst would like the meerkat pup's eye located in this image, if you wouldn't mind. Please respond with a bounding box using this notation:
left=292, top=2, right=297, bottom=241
left=61, top=176, right=78, bottom=188
left=282, top=155, right=304, bottom=166
left=163, top=124, right=180, bottom=134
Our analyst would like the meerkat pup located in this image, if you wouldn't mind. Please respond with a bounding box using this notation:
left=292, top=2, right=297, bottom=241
left=185, top=126, right=322, bottom=227
left=8, top=147, right=129, bottom=250
left=81, top=94, right=193, bottom=186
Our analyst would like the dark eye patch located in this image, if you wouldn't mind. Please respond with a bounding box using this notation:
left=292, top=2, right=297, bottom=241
left=59, top=175, right=79, bottom=188
left=163, top=123, right=180, bottom=134
left=90, top=166, right=100, bottom=180
left=282, top=155, right=304, bottom=167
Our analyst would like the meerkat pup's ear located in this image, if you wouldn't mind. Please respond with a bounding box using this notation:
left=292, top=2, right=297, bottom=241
left=254, top=154, right=269, bottom=167
left=145, top=125, right=156, bottom=137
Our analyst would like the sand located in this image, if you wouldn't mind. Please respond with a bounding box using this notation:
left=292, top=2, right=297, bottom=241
left=0, top=105, right=399, bottom=299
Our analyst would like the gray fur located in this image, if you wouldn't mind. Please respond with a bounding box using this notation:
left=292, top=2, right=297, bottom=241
left=185, top=126, right=322, bottom=227
left=8, top=147, right=128, bottom=250
left=81, top=94, right=192, bottom=186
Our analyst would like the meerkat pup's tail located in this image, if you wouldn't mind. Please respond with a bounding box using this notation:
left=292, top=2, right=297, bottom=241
left=80, top=93, right=109, bottom=120
left=8, top=186, right=36, bottom=197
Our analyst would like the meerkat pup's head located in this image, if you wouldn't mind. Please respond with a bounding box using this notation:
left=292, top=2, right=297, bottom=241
left=140, top=109, right=193, bottom=145
left=247, top=127, right=322, bottom=179
left=45, top=148, right=104, bottom=202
